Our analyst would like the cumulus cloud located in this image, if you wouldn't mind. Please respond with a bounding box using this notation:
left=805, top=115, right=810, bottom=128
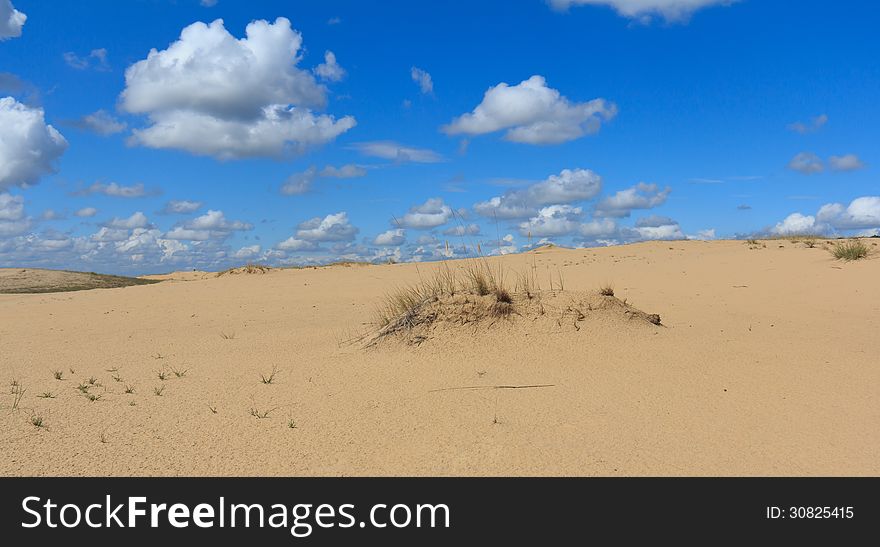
left=771, top=212, right=817, bottom=236
left=595, top=182, right=671, bottom=217
left=0, top=0, right=26, bottom=40
left=162, top=200, right=203, bottom=214
left=63, top=49, right=110, bottom=71
left=787, top=114, right=828, bottom=134
left=69, top=110, right=127, bottom=135
left=817, top=196, right=880, bottom=230
left=164, top=210, right=252, bottom=241
left=315, top=51, right=346, bottom=82
left=200, top=0, right=218, bottom=6
left=829, top=154, right=865, bottom=172
left=74, top=207, right=98, bottom=218
left=319, top=164, right=366, bottom=178
left=105, top=211, right=149, bottom=230
left=75, top=181, right=150, bottom=198
left=443, top=224, right=480, bottom=236
left=281, top=166, right=318, bottom=195
left=411, top=67, right=433, bottom=94
left=351, top=141, right=443, bottom=163
left=121, top=18, right=355, bottom=159
left=398, top=198, right=453, bottom=229
left=547, top=0, right=738, bottom=23
left=579, top=218, right=618, bottom=238
left=443, top=75, right=616, bottom=144
left=295, top=212, right=358, bottom=241
left=788, top=152, right=824, bottom=174
left=233, top=244, right=261, bottom=259
left=0, top=98, right=68, bottom=190
left=519, top=205, right=583, bottom=237
left=276, top=237, right=321, bottom=252
left=374, top=228, right=406, bottom=246
left=0, top=192, right=30, bottom=236
left=474, top=168, right=602, bottom=219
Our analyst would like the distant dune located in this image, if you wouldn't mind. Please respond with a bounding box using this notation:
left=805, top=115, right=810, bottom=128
left=0, top=268, right=159, bottom=294
left=0, top=239, right=877, bottom=476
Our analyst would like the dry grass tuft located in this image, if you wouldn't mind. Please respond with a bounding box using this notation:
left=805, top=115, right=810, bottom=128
left=831, top=239, right=869, bottom=261
left=599, top=284, right=614, bottom=297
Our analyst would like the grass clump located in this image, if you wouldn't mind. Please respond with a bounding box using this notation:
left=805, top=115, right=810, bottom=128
left=831, top=240, right=869, bottom=261
left=53, top=370, right=64, bottom=380
left=599, top=284, right=615, bottom=297
left=260, top=365, right=279, bottom=385
left=153, top=385, right=165, bottom=396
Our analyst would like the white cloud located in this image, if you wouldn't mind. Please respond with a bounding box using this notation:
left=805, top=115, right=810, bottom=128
left=817, top=196, right=880, bottom=230
left=281, top=166, right=317, bottom=195
left=106, top=211, right=149, bottom=230
left=771, top=212, right=816, bottom=235
left=474, top=168, right=602, bottom=219
left=0, top=0, right=26, bottom=40
left=579, top=218, right=618, bottom=238
left=276, top=237, right=321, bottom=252
left=411, top=67, right=433, bottom=94
left=595, top=182, right=671, bottom=217
left=829, top=154, right=865, bottom=172
left=77, top=181, right=149, bottom=198
left=295, top=212, right=358, bottom=241
left=233, top=244, right=261, bottom=259
left=631, top=222, right=685, bottom=240
left=788, top=113, right=828, bottom=134
left=547, top=0, right=738, bottom=23
left=399, top=198, right=453, bottom=229
left=200, top=0, right=218, bottom=6
left=320, top=164, right=366, bottom=178
left=121, top=18, right=355, bottom=159
left=0, top=192, right=24, bottom=221
left=63, top=49, right=110, bottom=71
left=788, top=152, right=824, bottom=174
left=519, top=205, right=583, bottom=237
left=71, top=110, right=127, bottom=135
left=162, top=200, right=202, bottom=214
left=351, top=141, right=443, bottom=163
left=74, top=207, right=98, bottom=218
left=0, top=192, right=30, bottom=237
left=164, top=210, right=252, bottom=241
left=315, top=51, right=346, bottom=82
left=374, top=228, right=406, bottom=246
left=443, top=224, right=481, bottom=236
left=0, top=98, right=68, bottom=190
left=443, top=75, right=616, bottom=144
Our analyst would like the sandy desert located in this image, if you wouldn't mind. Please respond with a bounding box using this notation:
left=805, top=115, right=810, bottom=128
left=1, top=239, right=878, bottom=476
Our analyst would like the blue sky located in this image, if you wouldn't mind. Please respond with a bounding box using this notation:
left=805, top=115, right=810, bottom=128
left=1, top=0, right=878, bottom=274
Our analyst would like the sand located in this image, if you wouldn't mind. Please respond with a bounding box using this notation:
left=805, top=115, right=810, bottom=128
left=1, top=239, right=878, bottom=476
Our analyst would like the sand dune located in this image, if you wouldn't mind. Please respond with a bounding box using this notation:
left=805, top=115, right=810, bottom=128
left=1, top=239, right=878, bottom=476
left=0, top=268, right=158, bottom=294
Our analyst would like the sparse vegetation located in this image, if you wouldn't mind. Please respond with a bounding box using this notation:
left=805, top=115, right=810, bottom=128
left=288, top=419, right=297, bottom=429
left=53, top=370, right=64, bottom=380
left=77, top=382, right=90, bottom=393
left=157, top=369, right=168, bottom=381
left=124, top=385, right=135, bottom=394
left=260, top=365, right=279, bottom=385
left=208, top=405, right=218, bottom=414
left=30, top=414, right=45, bottom=428
left=153, top=385, right=165, bottom=396
left=219, top=331, right=236, bottom=340
left=599, top=284, right=615, bottom=297
left=171, top=366, right=188, bottom=378
left=11, top=379, right=25, bottom=411
left=38, top=391, right=55, bottom=399
left=831, top=240, right=869, bottom=261
left=85, top=393, right=102, bottom=402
